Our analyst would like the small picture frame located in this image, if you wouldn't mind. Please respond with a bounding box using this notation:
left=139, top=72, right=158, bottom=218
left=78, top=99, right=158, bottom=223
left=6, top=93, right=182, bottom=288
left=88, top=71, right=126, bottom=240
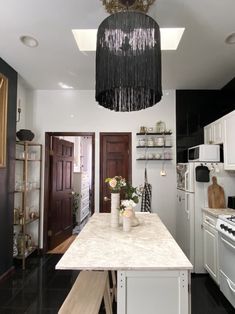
left=0, top=73, right=8, bottom=168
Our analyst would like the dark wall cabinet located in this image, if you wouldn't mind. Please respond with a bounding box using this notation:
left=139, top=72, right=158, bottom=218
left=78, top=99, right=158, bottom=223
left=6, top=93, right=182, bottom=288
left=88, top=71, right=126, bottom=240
left=176, top=88, right=235, bottom=162
left=0, top=58, right=17, bottom=278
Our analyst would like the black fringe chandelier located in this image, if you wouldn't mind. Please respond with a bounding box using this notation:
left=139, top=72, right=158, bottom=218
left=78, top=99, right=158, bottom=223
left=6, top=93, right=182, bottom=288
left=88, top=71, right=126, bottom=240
left=96, top=0, right=162, bottom=112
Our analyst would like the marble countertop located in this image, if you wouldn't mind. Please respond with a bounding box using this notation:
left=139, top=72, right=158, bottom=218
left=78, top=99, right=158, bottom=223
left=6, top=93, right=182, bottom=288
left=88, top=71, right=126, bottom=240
left=202, top=207, right=235, bottom=217
left=56, top=213, right=192, bottom=271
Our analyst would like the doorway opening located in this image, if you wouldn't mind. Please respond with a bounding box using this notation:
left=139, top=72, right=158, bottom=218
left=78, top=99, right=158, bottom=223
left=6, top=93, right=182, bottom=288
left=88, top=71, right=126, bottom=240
left=43, top=132, right=95, bottom=252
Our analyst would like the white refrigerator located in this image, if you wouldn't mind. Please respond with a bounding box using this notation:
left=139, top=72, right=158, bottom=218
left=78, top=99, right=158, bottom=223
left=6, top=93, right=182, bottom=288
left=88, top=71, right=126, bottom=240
left=176, top=162, right=235, bottom=273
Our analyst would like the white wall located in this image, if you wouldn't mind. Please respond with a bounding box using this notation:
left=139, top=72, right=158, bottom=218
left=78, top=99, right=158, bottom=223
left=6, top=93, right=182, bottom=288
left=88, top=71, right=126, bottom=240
left=16, top=76, right=28, bottom=131
left=25, top=89, right=177, bottom=238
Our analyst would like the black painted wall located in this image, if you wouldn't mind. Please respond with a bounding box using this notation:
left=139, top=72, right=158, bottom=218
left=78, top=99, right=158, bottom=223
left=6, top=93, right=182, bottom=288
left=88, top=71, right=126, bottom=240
left=0, top=58, right=17, bottom=277
left=176, top=88, right=235, bottom=162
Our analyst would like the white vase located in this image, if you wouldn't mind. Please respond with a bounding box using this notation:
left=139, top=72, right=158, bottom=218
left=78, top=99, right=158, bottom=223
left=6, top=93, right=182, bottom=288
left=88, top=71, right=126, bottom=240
left=111, top=193, right=120, bottom=228
left=123, top=216, right=131, bottom=232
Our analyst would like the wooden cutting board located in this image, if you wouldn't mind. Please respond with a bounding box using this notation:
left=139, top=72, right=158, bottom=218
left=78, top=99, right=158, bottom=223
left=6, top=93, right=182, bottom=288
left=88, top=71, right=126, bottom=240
left=208, top=176, right=226, bottom=209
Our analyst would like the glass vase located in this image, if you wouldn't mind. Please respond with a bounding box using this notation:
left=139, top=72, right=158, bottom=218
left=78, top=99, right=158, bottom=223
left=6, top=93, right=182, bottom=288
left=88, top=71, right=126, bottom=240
left=123, top=216, right=131, bottom=232
left=125, top=207, right=139, bottom=227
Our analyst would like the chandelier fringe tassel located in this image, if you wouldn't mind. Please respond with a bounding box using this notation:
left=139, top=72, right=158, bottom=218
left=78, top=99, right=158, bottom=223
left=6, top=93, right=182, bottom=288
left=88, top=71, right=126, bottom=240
left=96, top=11, right=162, bottom=112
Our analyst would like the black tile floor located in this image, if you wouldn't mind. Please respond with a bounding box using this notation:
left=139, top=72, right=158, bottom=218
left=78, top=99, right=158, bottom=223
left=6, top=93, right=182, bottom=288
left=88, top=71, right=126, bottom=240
left=0, top=254, right=234, bottom=313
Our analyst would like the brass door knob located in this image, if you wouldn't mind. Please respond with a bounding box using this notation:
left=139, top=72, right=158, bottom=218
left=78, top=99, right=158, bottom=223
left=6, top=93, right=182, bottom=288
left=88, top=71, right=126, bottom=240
left=104, top=196, right=110, bottom=201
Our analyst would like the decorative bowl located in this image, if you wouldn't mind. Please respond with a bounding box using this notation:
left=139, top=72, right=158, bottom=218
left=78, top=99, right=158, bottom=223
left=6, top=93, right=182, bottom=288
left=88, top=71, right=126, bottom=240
left=16, top=129, right=34, bottom=142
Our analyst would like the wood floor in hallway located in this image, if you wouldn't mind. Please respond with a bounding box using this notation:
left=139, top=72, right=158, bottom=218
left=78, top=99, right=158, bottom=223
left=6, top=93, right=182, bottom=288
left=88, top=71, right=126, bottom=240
left=47, top=235, right=77, bottom=254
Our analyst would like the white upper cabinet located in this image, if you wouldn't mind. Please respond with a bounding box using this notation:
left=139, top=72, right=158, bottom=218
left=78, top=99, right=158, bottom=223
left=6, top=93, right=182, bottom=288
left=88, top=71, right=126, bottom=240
left=204, top=118, right=224, bottom=145
left=213, top=119, right=224, bottom=144
left=204, top=110, right=235, bottom=170
left=204, top=123, right=213, bottom=144
left=223, top=110, right=235, bottom=170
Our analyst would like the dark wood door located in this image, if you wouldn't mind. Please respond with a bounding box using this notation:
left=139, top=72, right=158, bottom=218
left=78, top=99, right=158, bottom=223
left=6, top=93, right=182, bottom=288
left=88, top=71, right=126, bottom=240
left=48, top=137, right=74, bottom=249
left=100, top=133, right=132, bottom=213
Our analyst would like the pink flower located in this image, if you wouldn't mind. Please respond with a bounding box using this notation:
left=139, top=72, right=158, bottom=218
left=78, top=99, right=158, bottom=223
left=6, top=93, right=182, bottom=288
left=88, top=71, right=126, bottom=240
left=109, top=178, right=117, bottom=188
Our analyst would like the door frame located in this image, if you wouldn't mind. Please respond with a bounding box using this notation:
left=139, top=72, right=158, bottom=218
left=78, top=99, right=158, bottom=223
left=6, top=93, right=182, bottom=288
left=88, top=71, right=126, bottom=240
left=99, top=132, right=132, bottom=211
left=43, top=132, right=95, bottom=253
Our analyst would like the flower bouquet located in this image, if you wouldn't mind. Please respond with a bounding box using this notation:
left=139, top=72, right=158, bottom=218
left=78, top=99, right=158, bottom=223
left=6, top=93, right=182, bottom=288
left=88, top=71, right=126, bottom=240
left=105, top=176, right=126, bottom=228
left=120, top=183, right=143, bottom=227
left=105, top=176, right=126, bottom=193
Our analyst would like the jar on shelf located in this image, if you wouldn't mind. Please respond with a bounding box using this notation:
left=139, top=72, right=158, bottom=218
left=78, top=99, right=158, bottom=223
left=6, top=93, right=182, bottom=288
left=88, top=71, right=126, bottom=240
left=147, top=138, right=154, bottom=146
left=139, top=138, right=146, bottom=146
left=26, top=234, right=33, bottom=250
left=14, top=207, right=20, bottom=224
left=17, top=233, right=28, bottom=256
left=164, top=151, right=171, bottom=159
left=155, top=137, right=164, bottom=146
left=165, top=138, right=171, bottom=146
left=156, top=121, right=166, bottom=133
left=13, top=233, right=18, bottom=257
left=140, top=126, right=147, bottom=133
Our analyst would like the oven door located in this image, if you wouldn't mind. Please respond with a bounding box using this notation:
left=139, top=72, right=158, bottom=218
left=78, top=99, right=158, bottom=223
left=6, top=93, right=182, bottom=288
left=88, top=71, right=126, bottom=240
left=218, top=234, right=235, bottom=307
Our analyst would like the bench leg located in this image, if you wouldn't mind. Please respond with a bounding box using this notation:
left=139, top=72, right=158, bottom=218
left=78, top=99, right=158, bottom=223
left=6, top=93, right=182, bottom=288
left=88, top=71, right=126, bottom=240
left=111, top=270, right=117, bottom=302
left=104, top=275, right=113, bottom=314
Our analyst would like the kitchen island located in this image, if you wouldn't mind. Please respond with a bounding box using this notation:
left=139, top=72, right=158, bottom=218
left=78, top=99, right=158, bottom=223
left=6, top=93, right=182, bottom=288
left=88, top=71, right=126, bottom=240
left=56, top=213, right=192, bottom=314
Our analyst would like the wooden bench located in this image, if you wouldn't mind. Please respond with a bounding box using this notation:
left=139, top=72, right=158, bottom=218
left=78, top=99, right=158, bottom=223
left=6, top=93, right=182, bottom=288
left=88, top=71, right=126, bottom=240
left=58, top=270, right=113, bottom=314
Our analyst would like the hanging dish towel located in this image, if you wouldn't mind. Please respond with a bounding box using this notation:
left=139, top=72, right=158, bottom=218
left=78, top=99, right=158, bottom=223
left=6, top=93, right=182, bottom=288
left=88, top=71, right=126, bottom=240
left=141, top=168, right=152, bottom=212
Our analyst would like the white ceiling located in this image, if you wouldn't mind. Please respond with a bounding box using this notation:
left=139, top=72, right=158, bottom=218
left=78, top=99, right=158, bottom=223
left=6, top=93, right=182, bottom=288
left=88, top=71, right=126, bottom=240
left=0, top=0, right=235, bottom=90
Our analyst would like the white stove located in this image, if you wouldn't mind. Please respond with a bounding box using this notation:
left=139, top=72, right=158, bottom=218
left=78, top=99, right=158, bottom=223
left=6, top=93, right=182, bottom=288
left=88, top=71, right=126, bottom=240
left=216, top=214, right=235, bottom=309
left=216, top=215, right=235, bottom=242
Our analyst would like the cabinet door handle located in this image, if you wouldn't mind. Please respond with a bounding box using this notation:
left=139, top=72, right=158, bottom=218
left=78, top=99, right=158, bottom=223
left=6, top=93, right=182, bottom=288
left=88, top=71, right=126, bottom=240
left=227, top=278, right=235, bottom=294
left=185, top=170, right=189, bottom=191
left=204, top=220, right=215, bottom=229
left=203, top=222, right=217, bottom=231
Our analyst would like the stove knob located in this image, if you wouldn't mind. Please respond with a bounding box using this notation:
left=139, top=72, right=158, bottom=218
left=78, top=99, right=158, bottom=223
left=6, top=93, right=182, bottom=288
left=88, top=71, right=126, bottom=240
left=228, top=228, right=233, bottom=233
left=220, top=224, right=225, bottom=229
left=224, top=226, right=228, bottom=231
left=232, top=231, right=235, bottom=236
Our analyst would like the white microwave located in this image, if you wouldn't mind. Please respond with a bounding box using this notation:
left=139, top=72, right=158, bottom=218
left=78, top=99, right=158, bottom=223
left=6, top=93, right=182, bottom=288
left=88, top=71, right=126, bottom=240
left=188, top=144, right=220, bottom=162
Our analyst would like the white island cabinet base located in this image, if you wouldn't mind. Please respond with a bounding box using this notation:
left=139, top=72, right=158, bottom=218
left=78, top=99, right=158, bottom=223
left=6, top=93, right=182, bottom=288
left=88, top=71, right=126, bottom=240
left=56, top=213, right=192, bottom=314
left=118, top=270, right=190, bottom=314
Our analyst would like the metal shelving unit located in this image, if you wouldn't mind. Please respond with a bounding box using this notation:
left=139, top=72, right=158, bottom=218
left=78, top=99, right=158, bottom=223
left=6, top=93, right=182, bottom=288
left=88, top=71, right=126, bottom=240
left=14, top=142, right=42, bottom=269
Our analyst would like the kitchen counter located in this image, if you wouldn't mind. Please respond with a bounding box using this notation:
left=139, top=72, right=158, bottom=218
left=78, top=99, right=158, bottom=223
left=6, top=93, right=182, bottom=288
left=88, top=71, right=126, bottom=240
left=56, top=212, right=192, bottom=314
left=202, top=207, right=235, bottom=217
left=56, top=212, right=192, bottom=271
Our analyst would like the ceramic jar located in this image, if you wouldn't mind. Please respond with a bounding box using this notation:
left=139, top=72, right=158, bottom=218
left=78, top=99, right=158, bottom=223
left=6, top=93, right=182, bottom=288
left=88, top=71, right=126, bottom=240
left=110, top=193, right=120, bottom=228
left=139, top=138, right=146, bottom=146
left=140, top=126, right=147, bottom=133
left=147, top=138, right=154, bottom=146
left=156, top=137, right=164, bottom=146
left=164, top=151, right=171, bottom=159
left=156, top=121, right=166, bottom=133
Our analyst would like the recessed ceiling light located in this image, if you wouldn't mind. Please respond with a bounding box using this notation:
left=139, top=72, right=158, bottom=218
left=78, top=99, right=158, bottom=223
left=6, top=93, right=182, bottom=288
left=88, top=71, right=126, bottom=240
left=20, top=35, right=39, bottom=48
left=225, top=32, right=235, bottom=44
left=72, top=28, right=185, bottom=51
left=58, top=82, right=74, bottom=89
